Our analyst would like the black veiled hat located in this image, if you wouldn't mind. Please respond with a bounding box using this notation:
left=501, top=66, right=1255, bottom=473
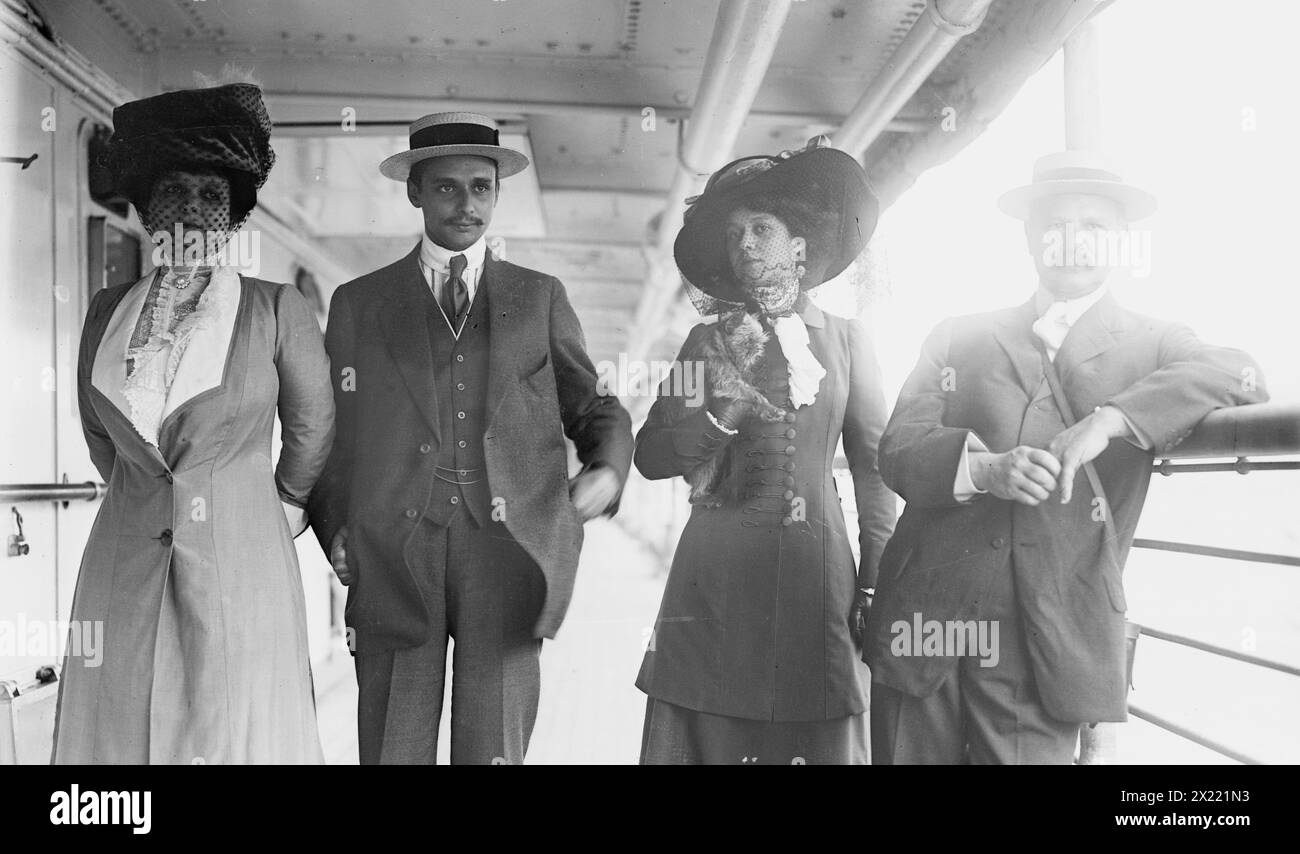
left=108, top=83, right=276, bottom=206
left=673, top=137, right=878, bottom=303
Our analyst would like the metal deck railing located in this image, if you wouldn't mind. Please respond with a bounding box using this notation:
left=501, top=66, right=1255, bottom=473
left=1123, top=402, right=1300, bottom=764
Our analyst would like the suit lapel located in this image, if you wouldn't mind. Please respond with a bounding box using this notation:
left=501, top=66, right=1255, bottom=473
left=379, top=243, right=442, bottom=439
left=991, top=297, right=1044, bottom=400
left=1055, top=290, right=1124, bottom=382
left=483, top=255, right=530, bottom=434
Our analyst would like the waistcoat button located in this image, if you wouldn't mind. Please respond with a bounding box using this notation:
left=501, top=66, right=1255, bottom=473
left=450, top=496, right=459, bottom=505
left=419, top=443, right=431, bottom=454
left=404, top=509, right=417, bottom=519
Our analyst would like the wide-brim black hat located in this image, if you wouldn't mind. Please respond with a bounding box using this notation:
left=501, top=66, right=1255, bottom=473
left=108, top=83, right=276, bottom=198
left=674, top=138, right=878, bottom=303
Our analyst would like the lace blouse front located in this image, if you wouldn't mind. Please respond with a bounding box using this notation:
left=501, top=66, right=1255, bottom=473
left=123, top=266, right=216, bottom=444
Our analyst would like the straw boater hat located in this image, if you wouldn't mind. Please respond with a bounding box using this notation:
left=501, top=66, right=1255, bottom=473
left=673, top=136, right=878, bottom=303
left=380, top=112, right=529, bottom=182
left=998, top=151, right=1157, bottom=221
left=107, top=82, right=276, bottom=215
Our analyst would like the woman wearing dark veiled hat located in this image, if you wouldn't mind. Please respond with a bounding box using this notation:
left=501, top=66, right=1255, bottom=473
left=52, top=74, right=334, bottom=764
left=633, top=138, right=897, bottom=764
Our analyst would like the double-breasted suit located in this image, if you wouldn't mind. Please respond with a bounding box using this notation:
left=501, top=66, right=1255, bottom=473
left=308, top=243, right=632, bottom=762
left=865, top=292, right=1266, bottom=761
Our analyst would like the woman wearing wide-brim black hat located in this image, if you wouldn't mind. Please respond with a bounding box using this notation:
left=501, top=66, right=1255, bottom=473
left=633, top=137, right=897, bottom=763
left=53, top=75, right=335, bottom=764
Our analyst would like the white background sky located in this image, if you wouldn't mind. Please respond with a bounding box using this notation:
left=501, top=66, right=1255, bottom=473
left=871, top=0, right=1299, bottom=405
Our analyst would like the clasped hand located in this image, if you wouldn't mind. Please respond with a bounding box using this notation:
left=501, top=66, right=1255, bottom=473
left=970, top=406, right=1129, bottom=506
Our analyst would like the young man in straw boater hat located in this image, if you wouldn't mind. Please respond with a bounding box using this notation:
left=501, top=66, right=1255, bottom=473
left=863, top=151, right=1268, bottom=764
left=308, top=112, right=633, bottom=764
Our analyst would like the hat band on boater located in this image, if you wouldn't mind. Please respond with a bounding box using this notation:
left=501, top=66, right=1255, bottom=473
left=1036, top=165, right=1123, bottom=183
left=409, top=123, right=499, bottom=149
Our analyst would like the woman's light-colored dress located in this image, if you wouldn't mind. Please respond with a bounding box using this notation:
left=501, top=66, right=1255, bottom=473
left=52, top=265, right=334, bottom=764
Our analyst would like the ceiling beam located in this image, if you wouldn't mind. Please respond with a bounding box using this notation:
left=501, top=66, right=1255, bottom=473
left=264, top=93, right=930, bottom=136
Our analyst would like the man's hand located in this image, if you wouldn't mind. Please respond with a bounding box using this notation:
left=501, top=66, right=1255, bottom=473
left=569, top=466, right=620, bottom=521
left=329, top=526, right=352, bottom=586
left=970, top=446, right=1061, bottom=506
left=1047, top=406, right=1130, bottom=503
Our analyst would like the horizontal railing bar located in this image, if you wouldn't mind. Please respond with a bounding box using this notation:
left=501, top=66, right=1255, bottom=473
left=1159, top=403, right=1300, bottom=459
left=1127, top=703, right=1263, bottom=765
left=1131, top=538, right=1300, bottom=568
left=1153, top=460, right=1300, bottom=475
left=0, top=482, right=105, bottom=503
left=1132, top=623, right=1300, bottom=678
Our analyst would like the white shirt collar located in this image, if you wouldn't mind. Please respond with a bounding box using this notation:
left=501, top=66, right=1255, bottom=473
left=419, top=232, right=487, bottom=285
left=1034, top=282, right=1109, bottom=326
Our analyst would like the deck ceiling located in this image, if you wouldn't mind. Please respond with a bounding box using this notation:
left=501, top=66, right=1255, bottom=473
left=36, top=0, right=1054, bottom=367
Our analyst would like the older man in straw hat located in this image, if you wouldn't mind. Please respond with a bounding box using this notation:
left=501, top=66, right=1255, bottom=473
left=308, top=112, right=633, bottom=764
left=863, top=151, right=1268, bottom=764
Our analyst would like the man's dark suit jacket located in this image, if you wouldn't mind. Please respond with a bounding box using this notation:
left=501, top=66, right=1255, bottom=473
left=308, top=244, right=633, bottom=653
left=864, top=292, right=1267, bottom=722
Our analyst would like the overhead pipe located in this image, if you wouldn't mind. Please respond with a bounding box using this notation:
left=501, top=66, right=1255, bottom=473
left=628, top=0, right=794, bottom=366
left=865, top=0, right=1110, bottom=211
left=834, top=0, right=993, bottom=157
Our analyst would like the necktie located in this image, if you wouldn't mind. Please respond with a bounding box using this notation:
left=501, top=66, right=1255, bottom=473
left=1031, top=300, right=1072, bottom=361
left=442, top=254, right=469, bottom=328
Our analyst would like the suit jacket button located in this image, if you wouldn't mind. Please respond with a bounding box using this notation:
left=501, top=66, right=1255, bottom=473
left=457, top=411, right=466, bottom=420
left=159, top=529, right=173, bottom=546
left=163, top=472, right=174, bottom=484
left=419, top=443, right=432, bottom=454
left=404, top=509, right=417, bottom=519
left=991, top=537, right=1005, bottom=548
left=458, top=440, right=467, bottom=448
left=456, top=355, right=464, bottom=362
left=450, top=496, right=459, bottom=505
left=457, top=382, right=465, bottom=391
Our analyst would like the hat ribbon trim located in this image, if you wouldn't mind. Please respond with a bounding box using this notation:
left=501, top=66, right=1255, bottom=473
left=410, top=122, right=499, bottom=150
left=1036, top=165, right=1124, bottom=183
